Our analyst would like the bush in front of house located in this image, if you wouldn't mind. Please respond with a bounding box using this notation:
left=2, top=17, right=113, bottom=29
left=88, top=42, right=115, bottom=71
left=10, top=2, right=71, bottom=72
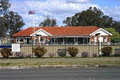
left=0, top=48, right=12, bottom=58
left=81, top=52, right=90, bottom=57
left=101, top=46, right=112, bottom=57
left=57, top=49, right=66, bottom=57
left=33, top=46, right=47, bottom=58
left=114, top=49, right=120, bottom=56
left=67, top=47, right=78, bottom=57
left=92, top=53, right=97, bottom=57
left=14, top=52, right=26, bottom=58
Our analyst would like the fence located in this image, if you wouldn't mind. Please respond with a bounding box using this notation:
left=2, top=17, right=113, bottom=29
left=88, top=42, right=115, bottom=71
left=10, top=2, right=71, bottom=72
left=0, top=44, right=120, bottom=57
left=20, top=44, right=120, bottom=57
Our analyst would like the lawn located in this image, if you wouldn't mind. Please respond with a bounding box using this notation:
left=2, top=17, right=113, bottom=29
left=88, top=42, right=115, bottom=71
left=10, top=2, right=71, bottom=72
left=0, top=57, right=120, bottom=67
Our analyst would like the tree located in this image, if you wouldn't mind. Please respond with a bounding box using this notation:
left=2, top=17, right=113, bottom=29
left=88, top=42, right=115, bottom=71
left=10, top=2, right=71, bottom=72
left=0, top=0, right=25, bottom=37
left=63, top=7, right=104, bottom=27
left=8, top=11, right=25, bottom=36
left=63, top=7, right=120, bottom=33
left=0, top=0, right=10, bottom=14
left=39, top=16, right=57, bottom=27
left=0, top=0, right=10, bottom=36
left=112, top=21, right=120, bottom=33
left=106, top=28, right=120, bottom=43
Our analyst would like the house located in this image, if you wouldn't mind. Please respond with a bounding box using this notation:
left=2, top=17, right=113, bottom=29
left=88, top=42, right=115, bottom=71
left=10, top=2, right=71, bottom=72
left=12, top=26, right=112, bottom=45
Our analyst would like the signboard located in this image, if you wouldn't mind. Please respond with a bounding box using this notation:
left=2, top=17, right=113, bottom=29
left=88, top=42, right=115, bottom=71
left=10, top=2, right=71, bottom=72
left=12, top=44, right=20, bottom=52
left=0, top=45, right=11, bottom=48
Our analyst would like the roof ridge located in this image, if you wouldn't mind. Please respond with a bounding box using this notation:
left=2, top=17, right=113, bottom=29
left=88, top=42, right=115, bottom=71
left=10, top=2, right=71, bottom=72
left=27, top=26, right=98, bottom=28
left=13, top=26, right=99, bottom=37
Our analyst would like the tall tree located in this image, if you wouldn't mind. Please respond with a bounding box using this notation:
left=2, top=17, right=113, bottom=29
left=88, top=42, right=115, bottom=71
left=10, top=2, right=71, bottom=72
left=0, top=0, right=10, bottom=14
left=112, top=21, right=120, bottom=33
left=0, top=0, right=25, bottom=37
left=8, top=11, right=25, bottom=36
left=0, top=0, right=10, bottom=37
left=106, top=28, right=120, bottom=43
left=39, top=16, right=57, bottom=27
left=0, top=13, right=9, bottom=36
left=63, top=7, right=104, bottom=27
left=63, top=7, right=120, bottom=33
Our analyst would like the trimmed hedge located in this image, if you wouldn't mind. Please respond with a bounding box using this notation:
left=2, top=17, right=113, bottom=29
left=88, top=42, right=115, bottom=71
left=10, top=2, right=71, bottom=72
left=81, top=52, right=90, bottom=57
left=101, top=46, right=112, bottom=57
left=67, top=47, right=78, bottom=57
left=0, top=48, right=12, bottom=58
left=33, top=46, right=47, bottom=58
left=57, top=49, right=66, bottom=57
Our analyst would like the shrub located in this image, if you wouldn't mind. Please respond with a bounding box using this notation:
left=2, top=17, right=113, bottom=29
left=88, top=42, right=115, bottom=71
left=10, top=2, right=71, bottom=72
left=81, top=52, right=90, bottom=57
left=48, top=53, right=55, bottom=57
left=57, top=49, right=66, bottom=57
left=15, top=52, right=26, bottom=58
left=33, top=46, right=47, bottom=58
left=92, top=53, right=97, bottom=57
left=0, top=48, right=12, bottom=58
left=67, top=47, right=78, bottom=57
left=101, top=47, right=112, bottom=57
left=115, top=49, right=120, bottom=56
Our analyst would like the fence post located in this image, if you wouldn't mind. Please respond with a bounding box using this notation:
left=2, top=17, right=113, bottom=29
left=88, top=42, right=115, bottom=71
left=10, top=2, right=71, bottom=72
left=32, top=41, right=33, bottom=58
left=64, top=37, right=67, bottom=55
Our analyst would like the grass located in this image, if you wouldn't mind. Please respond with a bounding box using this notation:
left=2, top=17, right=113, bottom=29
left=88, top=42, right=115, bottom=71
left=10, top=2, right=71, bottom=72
left=0, top=57, right=120, bottom=67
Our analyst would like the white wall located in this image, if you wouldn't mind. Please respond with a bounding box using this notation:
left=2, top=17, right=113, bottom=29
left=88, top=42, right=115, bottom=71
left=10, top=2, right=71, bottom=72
left=90, top=28, right=112, bottom=36
left=31, top=29, right=51, bottom=36
left=35, top=31, right=49, bottom=36
left=93, top=30, right=108, bottom=36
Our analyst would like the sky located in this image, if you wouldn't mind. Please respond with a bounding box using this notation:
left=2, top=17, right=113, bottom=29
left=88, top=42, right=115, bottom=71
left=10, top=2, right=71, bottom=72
left=9, top=0, right=120, bottom=29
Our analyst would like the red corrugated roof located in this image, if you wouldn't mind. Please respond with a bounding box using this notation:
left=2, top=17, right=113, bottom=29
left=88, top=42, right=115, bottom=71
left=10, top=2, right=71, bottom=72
left=13, top=26, right=99, bottom=37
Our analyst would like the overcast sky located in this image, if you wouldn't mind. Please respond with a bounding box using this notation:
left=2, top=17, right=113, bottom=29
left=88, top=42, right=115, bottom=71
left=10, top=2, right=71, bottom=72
left=9, top=0, right=120, bottom=29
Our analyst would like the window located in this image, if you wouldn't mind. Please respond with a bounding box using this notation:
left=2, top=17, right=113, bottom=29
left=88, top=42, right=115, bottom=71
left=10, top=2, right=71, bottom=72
left=20, top=39, right=23, bottom=42
left=78, top=38, right=84, bottom=44
left=40, top=37, right=43, bottom=42
left=94, top=37, right=97, bottom=42
left=45, top=37, right=48, bottom=42
left=17, top=37, right=24, bottom=43
left=104, top=37, right=107, bottom=42
left=67, top=38, right=74, bottom=44
left=99, top=37, right=103, bottom=42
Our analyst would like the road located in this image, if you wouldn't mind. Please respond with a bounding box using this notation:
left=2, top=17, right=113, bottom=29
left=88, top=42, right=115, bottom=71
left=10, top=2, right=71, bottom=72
left=0, top=67, right=120, bottom=80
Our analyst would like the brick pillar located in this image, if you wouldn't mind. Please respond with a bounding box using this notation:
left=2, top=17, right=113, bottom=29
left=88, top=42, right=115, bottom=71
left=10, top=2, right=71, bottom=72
left=90, top=36, right=94, bottom=44
left=13, top=37, right=16, bottom=43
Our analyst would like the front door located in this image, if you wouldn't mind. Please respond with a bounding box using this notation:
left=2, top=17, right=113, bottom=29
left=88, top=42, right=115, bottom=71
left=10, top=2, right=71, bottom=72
left=26, top=38, right=30, bottom=44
